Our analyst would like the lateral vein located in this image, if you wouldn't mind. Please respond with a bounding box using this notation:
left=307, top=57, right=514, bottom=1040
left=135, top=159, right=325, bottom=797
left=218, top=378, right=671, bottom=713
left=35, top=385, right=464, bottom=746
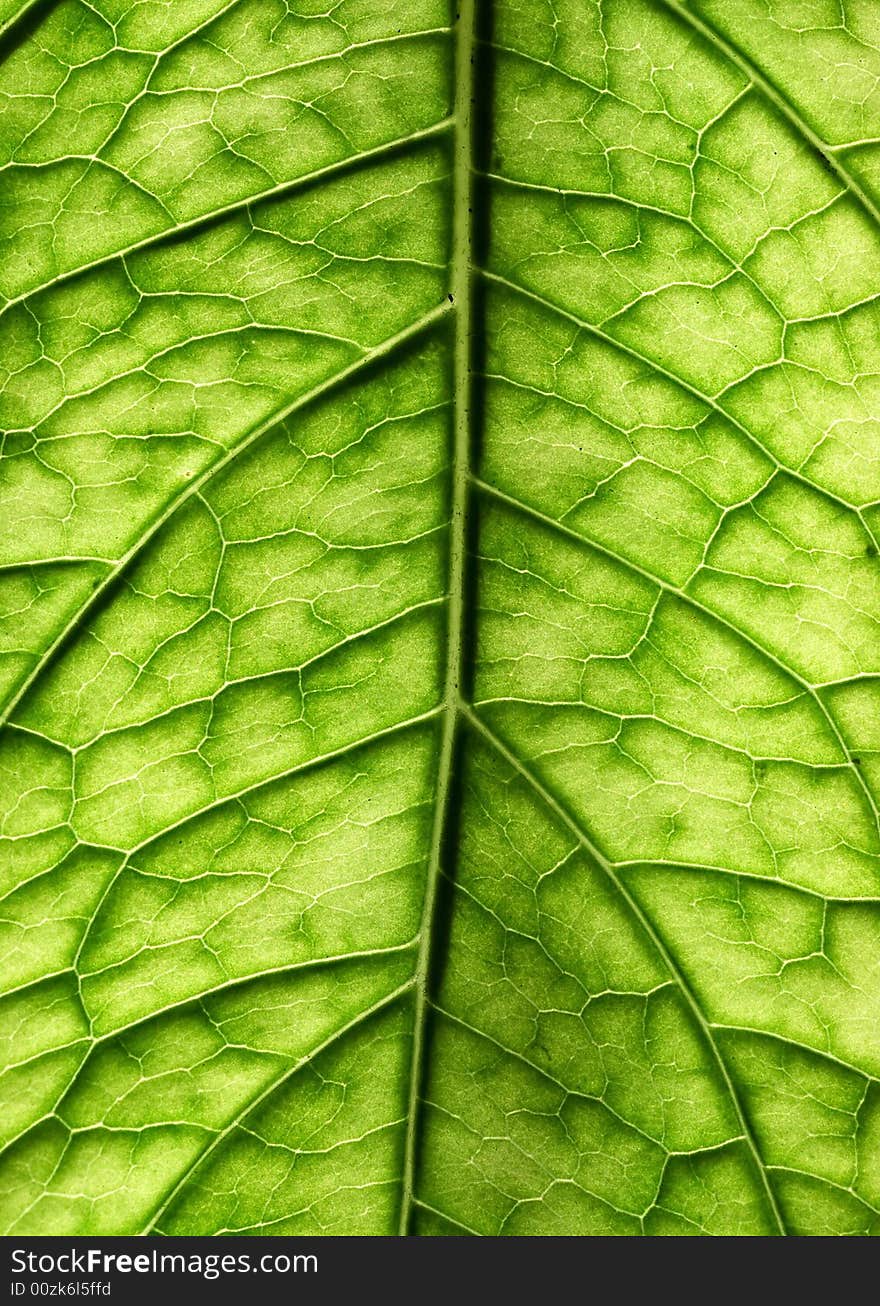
left=0, top=304, right=450, bottom=734
left=464, top=705, right=789, bottom=1237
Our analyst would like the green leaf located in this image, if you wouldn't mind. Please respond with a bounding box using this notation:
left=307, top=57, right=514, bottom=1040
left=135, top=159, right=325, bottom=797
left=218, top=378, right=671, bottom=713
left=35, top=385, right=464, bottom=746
left=2, top=0, right=880, bottom=1238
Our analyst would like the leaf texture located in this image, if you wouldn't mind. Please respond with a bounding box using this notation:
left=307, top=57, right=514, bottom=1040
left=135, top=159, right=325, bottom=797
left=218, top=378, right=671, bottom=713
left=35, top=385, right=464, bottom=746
left=2, top=0, right=880, bottom=1237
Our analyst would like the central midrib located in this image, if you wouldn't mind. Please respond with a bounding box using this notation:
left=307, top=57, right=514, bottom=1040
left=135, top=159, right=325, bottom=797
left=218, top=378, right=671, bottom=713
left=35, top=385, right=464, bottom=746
left=397, top=0, right=477, bottom=1236
left=397, top=0, right=792, bottom=1238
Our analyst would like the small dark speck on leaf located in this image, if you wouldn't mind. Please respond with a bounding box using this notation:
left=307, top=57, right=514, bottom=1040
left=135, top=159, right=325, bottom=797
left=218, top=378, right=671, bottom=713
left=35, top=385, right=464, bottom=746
left=852, top=756, right=862, bottom=766
left=866, top=544, right=878, bottom=557
left=448, top=293, right=455, bottom=303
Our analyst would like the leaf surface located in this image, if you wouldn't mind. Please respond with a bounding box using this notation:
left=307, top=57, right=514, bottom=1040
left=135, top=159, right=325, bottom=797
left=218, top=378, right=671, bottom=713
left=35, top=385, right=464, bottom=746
left=2, top=0, right=880, bottom=1237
